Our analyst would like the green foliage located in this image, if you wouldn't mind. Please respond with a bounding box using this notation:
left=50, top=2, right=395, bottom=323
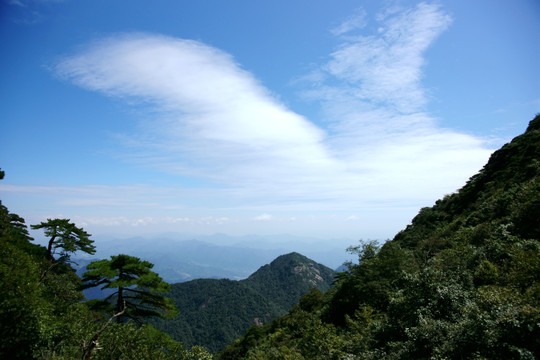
left=152, top=278, right=281, bottom=353
left=31, top=218, right=96, bottom=261
left=83, top=254, right=178, bottom=323
left=0, top=202, right=90, bottom=358
left=220, top=309, right=347, bottom=360
left=79, top=323, right=212, bottom=360
left=0, top=235, right=44, bottom=358
left=323, top=240, right=416, bottom=326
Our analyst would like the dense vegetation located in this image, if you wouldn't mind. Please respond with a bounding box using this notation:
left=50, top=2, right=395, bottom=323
left=0, top=171, right=212, bottom=359
left=151, top=252, right=335, bottom=352
left=219, top=115, right=540, bottom=359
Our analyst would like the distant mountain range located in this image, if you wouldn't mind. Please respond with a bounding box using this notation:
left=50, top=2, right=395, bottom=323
left=73, top=234, right=354, bottom=284
left=149, top=252, right=336, bottom=352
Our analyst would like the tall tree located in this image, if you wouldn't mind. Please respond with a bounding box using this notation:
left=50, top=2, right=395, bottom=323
left=82, top=254, right=178, bottom=323
left=31, top=218, right=95, bottom=261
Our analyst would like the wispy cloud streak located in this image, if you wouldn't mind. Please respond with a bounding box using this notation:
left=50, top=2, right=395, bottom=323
left=320, top=3, right=452, bottom=114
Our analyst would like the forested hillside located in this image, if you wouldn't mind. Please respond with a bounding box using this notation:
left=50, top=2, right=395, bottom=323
left=151, top=252, right=335, bottom=352
left=219, top=114, right=540, bottom=359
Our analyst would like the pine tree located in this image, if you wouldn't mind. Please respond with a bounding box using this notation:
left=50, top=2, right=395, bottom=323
left=82, top=254, right=178, bottom=323
left=31, top=218, right=95, bottom=261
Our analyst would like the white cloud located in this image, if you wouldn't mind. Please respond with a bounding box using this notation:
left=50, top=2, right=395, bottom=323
left=330, top=9, right=367, bottom=36
left=55, top=33, right=325, bottom=146
left=253, top=214, right=273, bottom=222
left=8, top=0, right=27, bottom=7
left=196, top=216, right=230, bottom=225
left=55, top=33, right=336, bottom=188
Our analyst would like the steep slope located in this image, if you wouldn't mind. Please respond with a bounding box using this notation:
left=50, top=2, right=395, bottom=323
left=393, top=115, right=540, bottom=249
left=219, top=114, right=540, bottom=359
left=150, top=252, right=336, bottom=352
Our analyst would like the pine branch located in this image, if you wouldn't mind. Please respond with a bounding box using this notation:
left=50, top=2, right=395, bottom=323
left=81, top=301, right=126, bottom=360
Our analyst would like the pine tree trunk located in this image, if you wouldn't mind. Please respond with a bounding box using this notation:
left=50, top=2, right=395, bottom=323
left=116, top=286, right=124, bottom=323
left=47, top=235, right=56, bottom=260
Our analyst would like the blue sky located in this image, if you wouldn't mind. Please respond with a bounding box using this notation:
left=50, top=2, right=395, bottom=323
left=1, top=0, right=539, bottom=241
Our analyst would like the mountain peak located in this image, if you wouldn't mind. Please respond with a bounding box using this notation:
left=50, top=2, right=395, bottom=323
left=151, top=252, right=336, bottom=352
left=243, top=252, right=335, bottom=311
left=269, top=251, right=312, bottom=265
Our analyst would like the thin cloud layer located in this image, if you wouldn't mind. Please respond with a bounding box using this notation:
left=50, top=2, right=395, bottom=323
left=46, top=3, right=494, bottom=237
left=302, top=2, right=489, bottom=202
left=323, top=2, right=452, bottom=113
left=330, top=9, right=367, bottom=36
